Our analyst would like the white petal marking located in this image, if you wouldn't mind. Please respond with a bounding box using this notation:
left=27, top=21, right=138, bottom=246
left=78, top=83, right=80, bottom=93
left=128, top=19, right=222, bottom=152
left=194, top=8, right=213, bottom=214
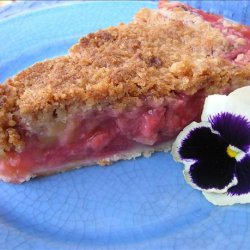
left=201, top=95, right=228, bottom=122
left=203, top=191, right=250, bottom=206
left=202, top=86, right=250, bottom=122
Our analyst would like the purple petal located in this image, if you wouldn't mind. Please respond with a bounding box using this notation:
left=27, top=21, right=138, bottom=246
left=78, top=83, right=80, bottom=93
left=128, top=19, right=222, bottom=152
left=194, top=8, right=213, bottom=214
left=179, top=126, right=228, bottom=160
left=189, top=156, right=237, bottom=190
left=203, top=155, right=250, bottom=205
left=228, top=155, right=250, bottom=195
left=209, top=112, right=250, bottom=152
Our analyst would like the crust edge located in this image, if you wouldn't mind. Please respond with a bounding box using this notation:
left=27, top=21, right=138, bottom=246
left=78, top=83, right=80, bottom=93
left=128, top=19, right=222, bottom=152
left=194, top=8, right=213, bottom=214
left=0, top=141, right=173, bottom=183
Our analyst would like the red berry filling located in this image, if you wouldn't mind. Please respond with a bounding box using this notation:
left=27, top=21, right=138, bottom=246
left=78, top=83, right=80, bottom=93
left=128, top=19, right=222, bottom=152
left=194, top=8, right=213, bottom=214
left=0, top=93, right=205, bottom=183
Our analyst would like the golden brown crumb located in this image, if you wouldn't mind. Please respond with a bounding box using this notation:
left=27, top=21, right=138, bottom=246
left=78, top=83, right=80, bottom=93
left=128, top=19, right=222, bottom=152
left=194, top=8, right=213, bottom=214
left=98, top=159, right=112, bottom=166
left=1, top=7, right=250, bottom=154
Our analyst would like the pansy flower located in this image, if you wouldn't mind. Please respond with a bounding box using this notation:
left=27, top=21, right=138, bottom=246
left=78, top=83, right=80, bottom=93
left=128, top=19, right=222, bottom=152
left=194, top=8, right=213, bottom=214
left=172, top=86, right=250, bottom=206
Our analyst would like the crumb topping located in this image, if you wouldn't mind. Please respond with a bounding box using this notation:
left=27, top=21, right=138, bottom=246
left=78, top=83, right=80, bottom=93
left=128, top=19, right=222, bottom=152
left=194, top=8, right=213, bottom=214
left=1, top=6, right=250, bottom=154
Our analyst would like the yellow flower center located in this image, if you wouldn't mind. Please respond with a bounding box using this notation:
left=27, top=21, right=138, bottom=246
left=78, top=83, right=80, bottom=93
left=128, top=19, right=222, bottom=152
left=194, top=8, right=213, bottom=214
left=226, top=146, right=238, bottom=158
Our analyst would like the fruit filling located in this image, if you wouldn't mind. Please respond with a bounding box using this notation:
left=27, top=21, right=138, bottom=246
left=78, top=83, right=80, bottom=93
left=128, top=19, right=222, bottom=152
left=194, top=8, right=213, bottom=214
left=0, top=93, right=205, bottom=183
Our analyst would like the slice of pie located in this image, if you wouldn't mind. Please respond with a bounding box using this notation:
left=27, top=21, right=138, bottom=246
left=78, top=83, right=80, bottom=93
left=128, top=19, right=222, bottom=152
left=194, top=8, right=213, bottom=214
left=1, top=1, right=250, bottom=183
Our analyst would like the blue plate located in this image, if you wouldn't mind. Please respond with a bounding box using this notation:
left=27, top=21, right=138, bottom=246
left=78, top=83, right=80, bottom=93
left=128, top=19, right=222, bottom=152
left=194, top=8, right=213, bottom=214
left=1, top=1, right=250, bottom=249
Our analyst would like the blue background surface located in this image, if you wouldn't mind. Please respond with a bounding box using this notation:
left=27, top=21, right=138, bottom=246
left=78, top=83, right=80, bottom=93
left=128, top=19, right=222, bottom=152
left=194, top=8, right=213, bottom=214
left=0, top=1, right=250, bottom=249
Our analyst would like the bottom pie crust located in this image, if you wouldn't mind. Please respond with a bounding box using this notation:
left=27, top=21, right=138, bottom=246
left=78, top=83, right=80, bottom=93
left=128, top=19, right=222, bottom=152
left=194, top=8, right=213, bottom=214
left=0, top=141, right=173, bottom=183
